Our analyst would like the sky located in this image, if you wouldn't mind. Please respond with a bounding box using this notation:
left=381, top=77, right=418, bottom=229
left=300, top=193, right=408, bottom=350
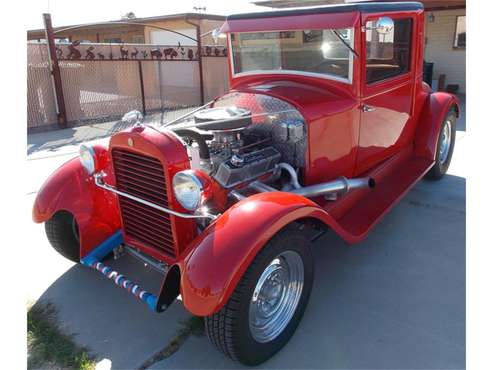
left=26, top=0, right=265, bottom=30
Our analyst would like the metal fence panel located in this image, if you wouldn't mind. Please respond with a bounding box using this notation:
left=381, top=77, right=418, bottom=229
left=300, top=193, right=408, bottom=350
left=203, top=57, right=230, bottom=102
left=141, top=60, right=201, bottom=113
left=27, top=41, right=228, bottom=129
left=59, top=60, right=142, bottom=123
left=27, top=43, right=58, bottom=129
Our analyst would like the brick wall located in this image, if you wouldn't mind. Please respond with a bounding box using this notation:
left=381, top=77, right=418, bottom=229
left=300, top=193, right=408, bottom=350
left=424, top=9, right=466, bottom=93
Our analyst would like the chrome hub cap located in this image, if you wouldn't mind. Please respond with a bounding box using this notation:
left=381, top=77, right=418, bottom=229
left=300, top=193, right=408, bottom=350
left=439, top=119, right=452, bottom=164
left=249, top=251, right=304, bottom=343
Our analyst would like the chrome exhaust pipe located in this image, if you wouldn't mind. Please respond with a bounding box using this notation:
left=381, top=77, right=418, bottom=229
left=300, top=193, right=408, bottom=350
left=290, top=177, right=375, bottom=198
left=245, top=176, right=375, bottom=199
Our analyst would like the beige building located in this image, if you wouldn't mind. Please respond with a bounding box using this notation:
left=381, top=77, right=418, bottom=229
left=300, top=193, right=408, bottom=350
left=27, top=13, right=226, bottom=46
left=254, top=0, right=466, bottom=94
left=424, top=7, right=465, bottom=93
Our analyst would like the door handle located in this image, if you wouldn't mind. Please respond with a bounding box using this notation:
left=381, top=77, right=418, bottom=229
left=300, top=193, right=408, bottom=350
left=362, top=104, right=376, bottom=112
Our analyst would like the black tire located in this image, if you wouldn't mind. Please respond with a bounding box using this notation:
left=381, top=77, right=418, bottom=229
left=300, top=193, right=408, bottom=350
left=425, top=109, right=457, bottom=180
left=205, top=224, right=314, bottom=366
left=45, top=211, right=80, bottom=263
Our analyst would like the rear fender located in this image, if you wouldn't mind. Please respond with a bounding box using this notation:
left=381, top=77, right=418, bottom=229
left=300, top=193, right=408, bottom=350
left=414, top=92, right=460, bottom=160
left=32, top=152, right=121, bottom=258
left=178, top=192, right=345, bottom=316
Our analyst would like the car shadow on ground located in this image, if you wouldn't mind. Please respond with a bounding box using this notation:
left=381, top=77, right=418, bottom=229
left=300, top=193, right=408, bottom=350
left=35, top=174, right=465, bottom=370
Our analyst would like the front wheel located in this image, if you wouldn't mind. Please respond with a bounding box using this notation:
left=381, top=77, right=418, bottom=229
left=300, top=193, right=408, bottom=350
left=45, top=211, right=80, bottom=263
left=205, top=224, right=314, bottom=366
left=425, top=109, right=457, bottom=180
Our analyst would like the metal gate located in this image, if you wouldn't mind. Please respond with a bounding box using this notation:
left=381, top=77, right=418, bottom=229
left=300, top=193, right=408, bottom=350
left=27, top=14, right=229, bottom=130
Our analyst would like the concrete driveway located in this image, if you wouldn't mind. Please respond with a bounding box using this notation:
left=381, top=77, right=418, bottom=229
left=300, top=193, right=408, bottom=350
left=26, top=103, right=465, bottom=369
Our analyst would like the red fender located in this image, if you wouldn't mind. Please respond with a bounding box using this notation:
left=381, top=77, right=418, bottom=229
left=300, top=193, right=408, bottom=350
left=414, top=92, right=460, bottom=161
left=178, top=192, right=347, bottom=316
left=32, top=147, right=121, bottom=258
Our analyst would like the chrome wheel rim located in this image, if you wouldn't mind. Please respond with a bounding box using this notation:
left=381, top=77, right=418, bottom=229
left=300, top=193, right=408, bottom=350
left=249, top=250, right=304, bottom=343
left=439, top=119, right=452, bottom=164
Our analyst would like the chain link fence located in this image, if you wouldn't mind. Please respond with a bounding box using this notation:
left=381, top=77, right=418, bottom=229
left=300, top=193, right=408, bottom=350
left=27, top=41, right=229, bottom=131
left=27, top=43, right=58, bottom=129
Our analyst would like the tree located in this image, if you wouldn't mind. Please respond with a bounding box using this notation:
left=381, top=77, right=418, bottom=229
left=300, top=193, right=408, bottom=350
left=121, top=12, right=136, bottom=20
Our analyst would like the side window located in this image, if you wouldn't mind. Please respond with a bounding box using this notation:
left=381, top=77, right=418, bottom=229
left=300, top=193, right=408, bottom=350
left=365, top=18, right=413, bottom=84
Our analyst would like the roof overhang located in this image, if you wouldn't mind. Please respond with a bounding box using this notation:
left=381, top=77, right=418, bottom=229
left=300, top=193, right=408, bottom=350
left=27, top=13, right=226, bottom=38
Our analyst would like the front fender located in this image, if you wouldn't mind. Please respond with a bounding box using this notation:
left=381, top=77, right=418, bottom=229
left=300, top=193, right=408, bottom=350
left=415, top=92, right=460, bottom=160
left=178, top=192, right=344, bottom=316
left=32, top=156, right=120, bottom=258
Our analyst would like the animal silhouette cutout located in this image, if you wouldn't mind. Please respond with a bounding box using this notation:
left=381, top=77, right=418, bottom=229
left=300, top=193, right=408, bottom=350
left=163, top=48, right=178, bottom=59
left=150, top=48, right=162, bottom=59
left=86, top=46, right=95, bottom=60
left=67, top=41, right=82, bottom=59
left=120, top=45, right=129, bottom=59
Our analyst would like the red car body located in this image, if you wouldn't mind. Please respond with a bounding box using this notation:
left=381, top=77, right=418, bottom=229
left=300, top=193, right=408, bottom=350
left=33, top=2, right=459, bottom=317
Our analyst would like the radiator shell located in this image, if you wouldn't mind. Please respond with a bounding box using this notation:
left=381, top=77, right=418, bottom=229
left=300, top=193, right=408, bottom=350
left=109, top=126, right=195, bottom=262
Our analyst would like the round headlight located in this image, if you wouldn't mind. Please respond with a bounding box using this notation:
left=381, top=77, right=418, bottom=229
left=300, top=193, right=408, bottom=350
left=172, top=170, right=204, bottom=211
left=79, top=144, right=96, bottom=175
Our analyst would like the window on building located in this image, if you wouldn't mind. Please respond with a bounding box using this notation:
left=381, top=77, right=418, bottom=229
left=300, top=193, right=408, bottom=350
left=453, top=15, right=466, bottom=48
left=365, top=18, right=413, bottom=84
left=132, top=35, right=145, bottom=44
left=103, top=38, right=122, bottom=43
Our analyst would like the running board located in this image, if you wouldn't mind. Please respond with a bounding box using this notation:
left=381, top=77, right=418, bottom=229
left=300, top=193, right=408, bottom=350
left=80, top=231, right=170, bottom=312
left=335, top=156, right=434, bottom=239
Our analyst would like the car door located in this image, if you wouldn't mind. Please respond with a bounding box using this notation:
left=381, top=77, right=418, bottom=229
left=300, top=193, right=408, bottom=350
left=355, top=13, right=416, bottom=174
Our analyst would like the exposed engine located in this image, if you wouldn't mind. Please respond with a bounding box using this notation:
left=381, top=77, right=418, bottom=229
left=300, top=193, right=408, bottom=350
left=171, top=92, right=307, bottom=189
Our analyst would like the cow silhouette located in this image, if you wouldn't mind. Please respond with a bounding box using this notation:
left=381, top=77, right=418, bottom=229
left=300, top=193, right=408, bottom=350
left=163, top=48, right=178, bottom=59
left=130, top=48, right=138, bottom=59
left=97, top=52, right=105, bottom=59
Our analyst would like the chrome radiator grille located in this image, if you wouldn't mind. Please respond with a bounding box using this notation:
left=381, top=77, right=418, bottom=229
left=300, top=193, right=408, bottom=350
left=112, top=148, right=176, bottom=258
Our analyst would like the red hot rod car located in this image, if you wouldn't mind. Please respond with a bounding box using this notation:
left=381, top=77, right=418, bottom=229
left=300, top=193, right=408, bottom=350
left=33, top=2, right=459, bottom=365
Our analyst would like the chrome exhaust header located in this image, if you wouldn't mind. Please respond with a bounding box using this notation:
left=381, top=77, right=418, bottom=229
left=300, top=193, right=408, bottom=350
left=229, top=163, right=375, bottom=202
left=290, top=176, right=375, bottom=198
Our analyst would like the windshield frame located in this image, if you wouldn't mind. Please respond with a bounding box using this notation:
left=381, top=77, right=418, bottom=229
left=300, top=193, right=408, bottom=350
left=228, top=28, right=355, bottom=84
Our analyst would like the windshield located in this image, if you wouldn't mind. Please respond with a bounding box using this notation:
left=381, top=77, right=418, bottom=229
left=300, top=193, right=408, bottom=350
left=230, top=28, right=354, bottom=82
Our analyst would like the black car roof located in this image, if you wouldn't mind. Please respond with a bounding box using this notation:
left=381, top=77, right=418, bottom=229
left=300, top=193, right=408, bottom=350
left=227, top=2, right=423, bottom=20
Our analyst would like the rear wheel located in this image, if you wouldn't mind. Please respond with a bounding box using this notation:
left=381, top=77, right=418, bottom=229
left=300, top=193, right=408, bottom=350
left=425, top=109, right=457, bottom=180
left=45, top=211, right=80, bottom=263
left=205, top=225, right=314, bottom=366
